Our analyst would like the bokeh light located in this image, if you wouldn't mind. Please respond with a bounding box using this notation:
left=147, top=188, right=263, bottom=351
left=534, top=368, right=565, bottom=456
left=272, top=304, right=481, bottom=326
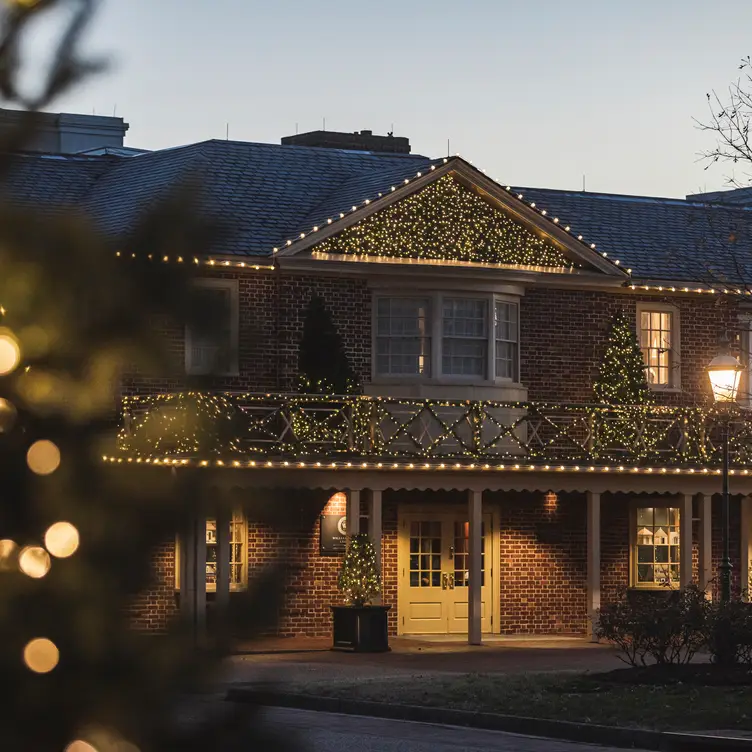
left=0, top=397, right=17, bottom=432
left=65, top=744, right=97, bottom=752
left=0, top=538, right=18, bottom=570
left=44, top=522, right=79, bottom=558
left=18, top=545, right=50, bottom=578
left=23, top=638, right=59, bottom=673
left=0, top=329, right=20, bottom=376
left=26, top=439, right=61, bottom=475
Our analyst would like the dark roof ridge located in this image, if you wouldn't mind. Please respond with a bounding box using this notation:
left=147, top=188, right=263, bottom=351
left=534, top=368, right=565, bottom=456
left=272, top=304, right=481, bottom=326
left=513, top=185, right=752, bottom=211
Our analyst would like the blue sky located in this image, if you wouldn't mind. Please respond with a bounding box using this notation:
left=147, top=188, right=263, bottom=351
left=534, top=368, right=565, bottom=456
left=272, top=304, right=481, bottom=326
left=33, top=0, right=752, bottom=197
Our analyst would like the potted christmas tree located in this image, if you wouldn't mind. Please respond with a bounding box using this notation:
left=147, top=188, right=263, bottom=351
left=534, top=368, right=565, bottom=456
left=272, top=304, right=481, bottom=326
left=331, top=533, right=390, bottom=652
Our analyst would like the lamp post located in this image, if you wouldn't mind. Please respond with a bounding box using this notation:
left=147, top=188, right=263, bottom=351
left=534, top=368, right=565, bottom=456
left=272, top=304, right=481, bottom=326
left=707, top=349, right=744, bottom=603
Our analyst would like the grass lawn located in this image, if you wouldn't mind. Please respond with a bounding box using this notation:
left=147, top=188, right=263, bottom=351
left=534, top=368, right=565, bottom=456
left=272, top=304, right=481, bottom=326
left=293, top=672, right=752, bottom=732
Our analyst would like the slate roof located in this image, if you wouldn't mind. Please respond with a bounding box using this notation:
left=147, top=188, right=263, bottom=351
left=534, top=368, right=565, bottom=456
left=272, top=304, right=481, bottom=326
left=44, top=139, right=433, bottom=257
left=512, top=186, right=752, bottom=285
left=4, top=137, right=752, bottom=285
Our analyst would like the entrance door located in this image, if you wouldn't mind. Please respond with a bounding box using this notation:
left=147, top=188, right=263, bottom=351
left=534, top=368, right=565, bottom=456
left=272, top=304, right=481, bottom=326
left=400, top=513, right=493, bottom=635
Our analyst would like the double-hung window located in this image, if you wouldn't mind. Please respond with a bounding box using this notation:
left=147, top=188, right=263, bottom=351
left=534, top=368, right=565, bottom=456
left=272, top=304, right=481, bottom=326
left=376, top=297, right=431, bottom=376
left=375, top=293, right=519, bottom=383
left=637, top=305, right=678, bottom=389
left=494, top=301, right=518, bottom=380
left=442, top=298, right=487, bottom=377
left=176, top=510, right=248, bottom=592
left=632, top=506, right=681, bottom=588
left=185, top=279, right=239, bottom=376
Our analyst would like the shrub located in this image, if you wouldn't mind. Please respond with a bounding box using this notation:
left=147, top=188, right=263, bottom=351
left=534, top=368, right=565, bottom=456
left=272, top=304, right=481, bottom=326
left=596, top=586, right=709, bottom=666
left=707, top=599, right=752, bottom=666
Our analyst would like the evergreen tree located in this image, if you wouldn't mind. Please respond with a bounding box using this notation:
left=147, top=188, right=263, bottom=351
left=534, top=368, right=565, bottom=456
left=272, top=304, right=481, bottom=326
left=593, top=310, right=653, bottom=405
left=338, top=533, right=380, bottom=607
left=298, top=294, right=358, bottom=394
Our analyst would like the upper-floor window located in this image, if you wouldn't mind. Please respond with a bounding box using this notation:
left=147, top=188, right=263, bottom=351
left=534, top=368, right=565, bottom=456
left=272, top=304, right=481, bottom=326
left=376, top=297, right=431, bottom=376
left=185, top=279, right=239, bottom=376
left=637, top=304, right=679, bottom=389
left=375, top=293, right=519, bottom=383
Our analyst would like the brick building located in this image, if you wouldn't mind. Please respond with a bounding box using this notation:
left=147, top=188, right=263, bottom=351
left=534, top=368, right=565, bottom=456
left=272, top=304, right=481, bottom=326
left=11, top=121, right=752, bottom=642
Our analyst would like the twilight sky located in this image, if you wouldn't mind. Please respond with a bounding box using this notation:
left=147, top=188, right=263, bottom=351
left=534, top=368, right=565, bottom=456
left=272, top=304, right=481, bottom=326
left=29, top=0, right=752, bottom=198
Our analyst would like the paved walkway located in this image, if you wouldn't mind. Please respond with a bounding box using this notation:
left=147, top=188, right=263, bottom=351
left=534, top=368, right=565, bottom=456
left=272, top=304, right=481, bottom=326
left=224, top=635, right=622, bottom=687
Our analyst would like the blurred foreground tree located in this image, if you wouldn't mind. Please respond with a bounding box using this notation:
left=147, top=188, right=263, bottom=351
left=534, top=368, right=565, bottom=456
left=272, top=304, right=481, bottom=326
left=0, top=1, right=300, bottom=750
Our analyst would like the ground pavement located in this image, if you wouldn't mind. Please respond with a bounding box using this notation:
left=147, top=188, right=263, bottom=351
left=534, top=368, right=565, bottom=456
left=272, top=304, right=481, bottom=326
left=222, top=634, right=623, bottom=687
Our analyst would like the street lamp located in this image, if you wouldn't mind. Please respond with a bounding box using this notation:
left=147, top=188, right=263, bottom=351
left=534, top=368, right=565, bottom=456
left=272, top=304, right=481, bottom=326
left=707, top=349, right=744, bottom=603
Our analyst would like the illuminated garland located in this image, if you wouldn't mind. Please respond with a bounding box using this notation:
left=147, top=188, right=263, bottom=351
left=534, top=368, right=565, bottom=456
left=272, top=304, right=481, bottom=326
left=116, top=392, right=747, bottom=466
left=315, top=175, right=573, bottom=268
left=118, top=392, right=246, bottom=456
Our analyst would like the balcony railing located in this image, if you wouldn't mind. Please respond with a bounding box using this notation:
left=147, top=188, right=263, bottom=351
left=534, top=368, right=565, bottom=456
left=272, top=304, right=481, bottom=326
left=117, top=392, right=752, bottom=467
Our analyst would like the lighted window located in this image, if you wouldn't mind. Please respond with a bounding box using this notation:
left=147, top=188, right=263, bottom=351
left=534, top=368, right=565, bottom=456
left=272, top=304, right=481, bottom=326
left=185, top=279, right=239, bottom=376
left=442, top=298, right=488, bottom=377
left=494, top=301, right=518, bottom=380
left=176, top=511, right=247, bottom=591
left=376, top=297, right=431, bottom=376
left=639, top=309, right=675, bottom=387
left=633, top=506, right=680, bottom=587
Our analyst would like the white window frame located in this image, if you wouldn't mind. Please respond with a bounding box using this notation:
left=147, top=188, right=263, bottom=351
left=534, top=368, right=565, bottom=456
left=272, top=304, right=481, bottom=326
left=175, top=510, right=248, bottom=593
left=629, top=500, right=681, bottom=590
left=374, top=296, right=432, bottom=378
left=636, top=302, right=680, bottom=392
left=372, top=291, right=520, bottom=385
left=185, top=278, right=240, bottom=376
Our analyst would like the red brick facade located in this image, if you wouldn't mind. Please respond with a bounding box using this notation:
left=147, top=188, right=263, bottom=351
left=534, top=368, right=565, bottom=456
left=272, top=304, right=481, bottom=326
left=124, top=262, right=746, bottom=638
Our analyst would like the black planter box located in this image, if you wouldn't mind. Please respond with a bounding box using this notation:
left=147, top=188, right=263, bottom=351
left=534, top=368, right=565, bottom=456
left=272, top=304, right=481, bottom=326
left=331, top=605, right=391, bottom=653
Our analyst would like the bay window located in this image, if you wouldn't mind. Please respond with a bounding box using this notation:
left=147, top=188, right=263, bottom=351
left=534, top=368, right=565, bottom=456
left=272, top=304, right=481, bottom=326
left=374, top=293, right=519, bottom=383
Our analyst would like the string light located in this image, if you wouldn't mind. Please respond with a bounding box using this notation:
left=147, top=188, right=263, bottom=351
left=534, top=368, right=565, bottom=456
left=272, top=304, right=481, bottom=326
left=23, top=638, right=59, bottom=674
left=18, top=546, right=51, bottom=578
left=314, top=175, right=572, bottom=268
left=0, top=328, right=21, bottom=375
left=44, top=522, right=80, bottom=558
left=26, top=440, right=61, bottom=476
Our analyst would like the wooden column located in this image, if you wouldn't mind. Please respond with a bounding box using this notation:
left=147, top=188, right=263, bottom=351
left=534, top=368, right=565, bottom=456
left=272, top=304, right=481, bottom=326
left=468, top=489, right=483, bottom=646
left=347, top=490, right=361, bottom=536
left=215, top=505, right=231, bottom=610
left=368, top=489, right=383, bottom=604
left=679, top=494, right=693, bottom=589
left=699, top=494, right=713, bottom=597
left=742, top=496, right=752, bottom=600
left=368, top=489, right=383, bottom=569
left=586, top=492, right=601, bottom=641
left=194, top=515, right=207, bottom=641
left=179, top=517, right=196, bottom=623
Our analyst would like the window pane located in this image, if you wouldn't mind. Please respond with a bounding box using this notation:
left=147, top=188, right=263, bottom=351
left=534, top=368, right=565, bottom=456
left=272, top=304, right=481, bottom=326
left=639, top=310, right=673, bottom=387
left=376, top=298, right=431, bottom=376
left=494, top=301, right=518, bottom=380
left=634, top=506, right=680, bottom=587
left=442, top=298, right=488, bottom=377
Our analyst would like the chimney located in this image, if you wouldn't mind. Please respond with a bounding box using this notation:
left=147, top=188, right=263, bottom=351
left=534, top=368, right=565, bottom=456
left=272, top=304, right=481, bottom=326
left=281, top=128, right=410, bottom=154
left=0, top=108, right=129, bottom=154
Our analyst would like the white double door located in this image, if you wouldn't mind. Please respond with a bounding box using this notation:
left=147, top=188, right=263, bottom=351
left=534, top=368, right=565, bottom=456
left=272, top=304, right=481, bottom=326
left=398, top=511, right=494, bottom=635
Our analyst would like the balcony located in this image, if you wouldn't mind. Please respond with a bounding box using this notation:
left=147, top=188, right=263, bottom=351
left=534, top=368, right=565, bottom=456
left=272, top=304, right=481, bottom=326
left=116, top=392, right=752, bottom=468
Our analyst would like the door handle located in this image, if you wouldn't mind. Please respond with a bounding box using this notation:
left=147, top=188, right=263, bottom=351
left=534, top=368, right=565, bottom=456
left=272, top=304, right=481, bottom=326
left=442, top=572, right=448, bottom=590
left=448, top=573, right=455, bottom=589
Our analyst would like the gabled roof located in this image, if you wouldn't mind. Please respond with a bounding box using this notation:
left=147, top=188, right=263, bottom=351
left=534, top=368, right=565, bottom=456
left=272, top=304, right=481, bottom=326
left=4, top=137, right=752, bottom=286
left=510, top=187, right=752, bottom=286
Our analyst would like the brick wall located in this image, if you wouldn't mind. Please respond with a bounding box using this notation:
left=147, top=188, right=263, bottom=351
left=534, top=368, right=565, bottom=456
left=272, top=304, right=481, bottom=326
left=488, top=490, right=588, bottom=634
left=128, top=541, right=177, bottom=631
left=520, top=289, right=735, bottom=405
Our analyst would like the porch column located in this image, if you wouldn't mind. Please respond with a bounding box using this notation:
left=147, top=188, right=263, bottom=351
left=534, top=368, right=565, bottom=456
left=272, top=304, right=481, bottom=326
left=679, top=494, right=693, bottom=589
left=742, top=496, right=752, bottom=600
left=194, top=515, right=207, bottom=641
left=179, top=513, right=207, bottom=642
left=215, top=505, right=231, bottom=610
left=368, top=490, right=383, bottom=570
left=347, top=490, right=361, bottom=536
left=586, top=492, right=600, bottom=641
left=468, top=489, right=483, bottom=646
left=699, top=494, right=713, bottom=596
left=368, top=490, right=383, bottom=605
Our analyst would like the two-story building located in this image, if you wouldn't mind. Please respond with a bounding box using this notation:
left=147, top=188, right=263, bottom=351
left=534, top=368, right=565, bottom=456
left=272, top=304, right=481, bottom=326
left=10, top=119, right=752, bottom=643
